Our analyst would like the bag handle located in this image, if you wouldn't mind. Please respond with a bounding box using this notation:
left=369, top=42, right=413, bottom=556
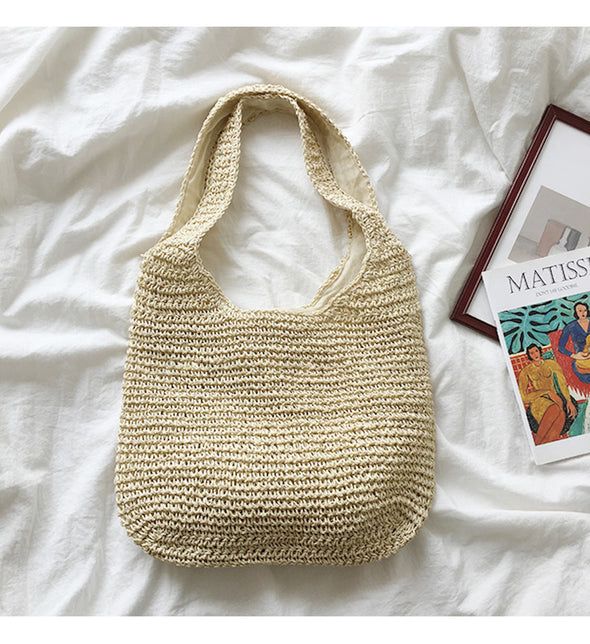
left=162, top=84, right=384, bottom=247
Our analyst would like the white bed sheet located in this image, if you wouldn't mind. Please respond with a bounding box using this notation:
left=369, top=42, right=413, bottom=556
left=1, top=26, right=589, bottom=616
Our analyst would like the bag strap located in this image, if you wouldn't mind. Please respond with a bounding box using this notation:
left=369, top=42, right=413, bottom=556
left=163, top=84, right=384, bottom=247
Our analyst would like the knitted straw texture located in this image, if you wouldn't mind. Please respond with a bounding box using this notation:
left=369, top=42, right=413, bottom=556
left=115, top=85, right=436, bottom=567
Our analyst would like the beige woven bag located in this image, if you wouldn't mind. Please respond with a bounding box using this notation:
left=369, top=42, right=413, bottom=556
left=115, top=84, right=436, bottom=567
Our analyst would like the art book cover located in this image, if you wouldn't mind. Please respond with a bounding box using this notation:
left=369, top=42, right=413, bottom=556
left=482, top=245, right=590, bottom=464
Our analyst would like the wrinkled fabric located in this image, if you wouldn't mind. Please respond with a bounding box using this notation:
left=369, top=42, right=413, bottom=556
left=1, top=26, right=589, bottom=616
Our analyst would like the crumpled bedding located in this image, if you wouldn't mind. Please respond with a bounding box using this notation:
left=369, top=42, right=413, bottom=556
left=1, top=26, right=589, bottom=616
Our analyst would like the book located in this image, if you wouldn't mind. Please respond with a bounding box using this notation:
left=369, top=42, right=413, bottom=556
left=482, top=246, right=590, bottom=464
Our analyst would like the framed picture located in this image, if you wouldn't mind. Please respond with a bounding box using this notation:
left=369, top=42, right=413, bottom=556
left=451, top=104, right=590, bottom=340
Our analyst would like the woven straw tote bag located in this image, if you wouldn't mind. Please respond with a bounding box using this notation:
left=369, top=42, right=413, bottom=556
left=115, top=84, right=436, bottom=567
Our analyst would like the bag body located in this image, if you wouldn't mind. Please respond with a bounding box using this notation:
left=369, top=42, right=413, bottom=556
left=115, top=84, right=436, bottom=567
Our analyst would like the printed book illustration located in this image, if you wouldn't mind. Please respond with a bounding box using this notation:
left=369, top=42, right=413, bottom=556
left=482, top=246, right=590, bottom=464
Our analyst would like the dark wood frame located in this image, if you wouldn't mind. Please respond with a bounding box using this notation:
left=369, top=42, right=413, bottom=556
left=451, top=104, right=590, bottom=341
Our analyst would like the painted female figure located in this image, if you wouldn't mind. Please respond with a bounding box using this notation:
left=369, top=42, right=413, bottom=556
left=558, top=301, right=590, bottom=383
left=518, top=344, right=576, bottom=445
